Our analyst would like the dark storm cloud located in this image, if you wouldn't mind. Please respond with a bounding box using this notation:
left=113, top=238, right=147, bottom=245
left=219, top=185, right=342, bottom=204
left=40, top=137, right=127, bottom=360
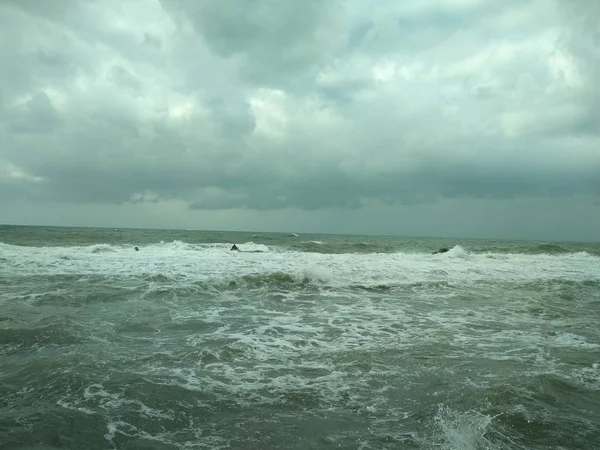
left=159, top=0, right=346, bottom=85
left=0, top=0, right=599, bottom=224
left=5, top=92, right=62, bottom=134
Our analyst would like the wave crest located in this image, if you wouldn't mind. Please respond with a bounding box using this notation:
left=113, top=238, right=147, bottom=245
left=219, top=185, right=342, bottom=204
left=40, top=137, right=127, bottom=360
left=89, top=244, right=116, bottom=254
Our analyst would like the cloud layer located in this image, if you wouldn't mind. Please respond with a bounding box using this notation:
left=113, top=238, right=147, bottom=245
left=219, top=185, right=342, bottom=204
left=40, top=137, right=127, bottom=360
left=1, top=0, right=599, bottom=239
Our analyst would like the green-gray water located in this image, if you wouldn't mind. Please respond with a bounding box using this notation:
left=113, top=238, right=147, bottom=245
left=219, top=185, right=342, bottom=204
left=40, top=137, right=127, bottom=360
left=1, top=225, right=599, bottom=449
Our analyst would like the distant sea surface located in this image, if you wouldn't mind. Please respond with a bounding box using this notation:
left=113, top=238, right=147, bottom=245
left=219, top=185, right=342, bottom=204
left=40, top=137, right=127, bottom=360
left=1, top=225, right=599, bottom=449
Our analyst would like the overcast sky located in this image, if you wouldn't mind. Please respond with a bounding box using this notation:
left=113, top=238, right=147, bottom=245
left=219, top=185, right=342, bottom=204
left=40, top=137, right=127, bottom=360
left=0, top=0, right=599, bottom=241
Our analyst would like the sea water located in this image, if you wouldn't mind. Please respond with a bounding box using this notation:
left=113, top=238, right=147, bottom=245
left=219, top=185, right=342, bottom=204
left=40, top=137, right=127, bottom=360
left=1, top=225, right=599, bottom=449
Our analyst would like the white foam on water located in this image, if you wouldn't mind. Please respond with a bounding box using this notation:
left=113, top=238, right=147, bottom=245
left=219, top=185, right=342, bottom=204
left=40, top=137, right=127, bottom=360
left=103, top=420, right=184, bottom=449
left=104, top=421, right=119, bottom=442
left=445, top=245, right=470, bottom=259
left=291, top=265, right=332, bottom=284
left=77, top=383, right=175, bottom=421
left=104, top=279, right=600, bottom=434
left=2, top=241, right=598, bottom=290
left=552, top=332, right=600, bottom=349
left=3, top=239, right=600, bottom=448
left=89, top=244, right=116, bottom=254
left=56, top=399, right=96, bottom=415
left=428, top=406, right=522, bottom=450
left=4, top=237, right=597, bottom=382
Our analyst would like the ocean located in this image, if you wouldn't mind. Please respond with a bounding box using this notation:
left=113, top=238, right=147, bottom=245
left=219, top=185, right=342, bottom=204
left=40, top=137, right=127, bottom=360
left=1, top=225, right=599, bottom=450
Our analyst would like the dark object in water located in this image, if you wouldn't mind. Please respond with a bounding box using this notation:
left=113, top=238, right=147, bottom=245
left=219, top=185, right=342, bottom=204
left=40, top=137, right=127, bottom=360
left=432, top=247, right=449, bottom=255
left=134, top=246, right=139, bottom=251
left=230, top=244, right=265, bottom=253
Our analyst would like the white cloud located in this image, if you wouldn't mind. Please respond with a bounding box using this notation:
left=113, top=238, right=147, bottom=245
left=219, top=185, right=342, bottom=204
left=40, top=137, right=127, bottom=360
left=0, top=160, right=44, bottom=183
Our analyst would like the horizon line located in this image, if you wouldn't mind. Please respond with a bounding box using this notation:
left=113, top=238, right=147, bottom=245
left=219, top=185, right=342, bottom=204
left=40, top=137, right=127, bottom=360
left=1, top=222, right=598, bottom=244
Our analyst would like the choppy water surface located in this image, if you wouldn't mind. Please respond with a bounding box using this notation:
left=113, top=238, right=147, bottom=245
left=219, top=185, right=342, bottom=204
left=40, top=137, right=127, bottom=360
left=1, top=226, right=599, bottom=449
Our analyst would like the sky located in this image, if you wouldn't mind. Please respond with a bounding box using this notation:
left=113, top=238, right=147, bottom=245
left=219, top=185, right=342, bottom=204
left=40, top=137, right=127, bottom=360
left=0, top=0, right=599, bottom=241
